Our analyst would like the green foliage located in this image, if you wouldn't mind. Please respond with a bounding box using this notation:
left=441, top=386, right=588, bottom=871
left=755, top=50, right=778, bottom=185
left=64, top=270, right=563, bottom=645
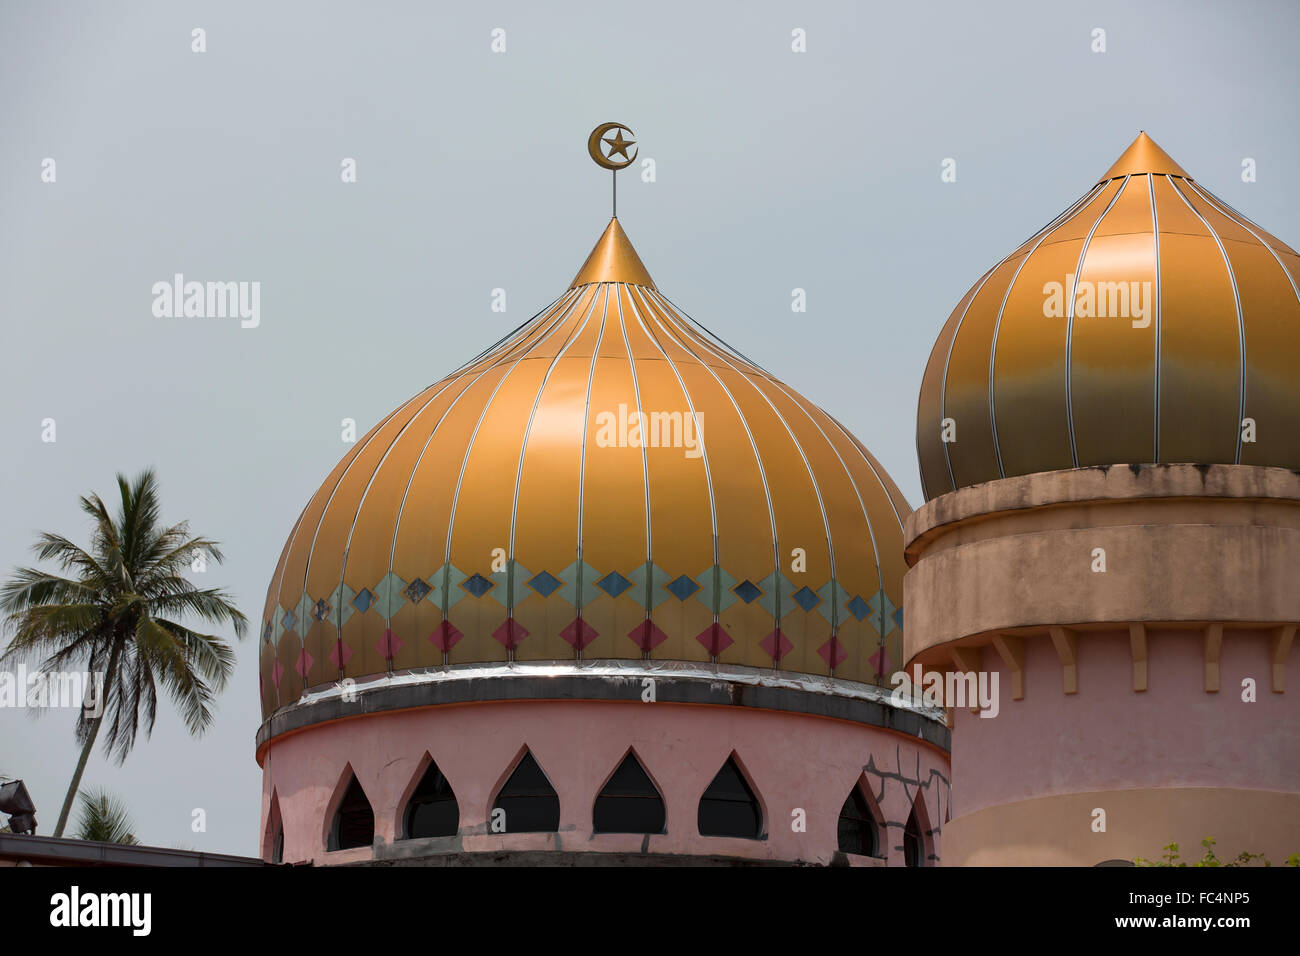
left=74, top=788, right=140, bottom=845
left=1134, top=837, right=1286, bottom=867
left=0, top=468, right=248, bottom=834
left=0, top=468, right=248, bottom=758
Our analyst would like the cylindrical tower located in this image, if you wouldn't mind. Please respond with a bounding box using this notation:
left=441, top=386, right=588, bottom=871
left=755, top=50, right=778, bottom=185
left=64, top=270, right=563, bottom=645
left=908, top=133, right=1300, bottom=865
left=255, top=128, right=950, bottom=866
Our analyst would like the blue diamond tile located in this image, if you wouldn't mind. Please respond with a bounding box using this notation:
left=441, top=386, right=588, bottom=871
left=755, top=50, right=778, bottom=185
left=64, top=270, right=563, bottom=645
left=403, top=577, right=431, bottom=603
left=527, top=570, right=562, bottom=598
left=595, top=571, right=633, bottom=599
left=733, top=579, right=763, bottom=604
left=462, top=573, right=495, bottom=598
left=665, top=574, right=700, bottom=601
left=893, top=606, right=904, bottom=631
left=352, top=588, right=374, bottom=613
left=791, top=586, right=820, bottom=612
left=847, top=594, right=871, bottom=622
left=281, top=608, right=297, bottom=633
left=312, top=598, right=331, bottom=622
left=262, top=620, right=272, bottom=643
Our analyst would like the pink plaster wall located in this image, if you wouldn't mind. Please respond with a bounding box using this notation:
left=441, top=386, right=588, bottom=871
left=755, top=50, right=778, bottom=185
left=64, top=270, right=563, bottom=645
left=259, top=699, right=950, bottom=866
left=951, top=628, right=1300, bottom=818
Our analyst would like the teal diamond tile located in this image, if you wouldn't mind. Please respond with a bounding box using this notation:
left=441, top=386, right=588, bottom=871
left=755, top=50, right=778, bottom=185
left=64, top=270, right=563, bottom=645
left=329, top=582, right=356, bottom=628
left=293, top=593, right=315, bottom=636
left=429, top=564, right=467, bottom=613
left=557, top=560, right=601, bottom=609
left=866, top=589, right=898, bottom=638
left=758, top=571, right=797, bottom=619
left=816, top=578, right=843, bottom=625
left=694, top=564, right=738, bottom=614
left=626, top=561, right=672, bottom=610
left=506, top=560, right=533, bottom=606
left=273, top=605, right=287, bottom=641
left=372, top=571, right=408, bottom=619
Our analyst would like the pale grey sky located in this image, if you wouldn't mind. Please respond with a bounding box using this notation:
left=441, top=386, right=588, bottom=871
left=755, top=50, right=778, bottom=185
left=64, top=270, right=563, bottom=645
left=2, top=0, right=1297, bottom=854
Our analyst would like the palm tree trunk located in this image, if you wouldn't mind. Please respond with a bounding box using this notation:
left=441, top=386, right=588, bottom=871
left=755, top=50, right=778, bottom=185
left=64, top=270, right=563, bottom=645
left=52, top=641, right=119, bottom=838
left=52, top=716, right=101, bottom=837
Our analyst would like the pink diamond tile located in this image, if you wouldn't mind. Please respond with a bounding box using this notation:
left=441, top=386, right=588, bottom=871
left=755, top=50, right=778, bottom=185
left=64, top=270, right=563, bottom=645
left=627, top=619, right=668, bottom=653
left=560, top=617, right=599, bottom=650
left=695, top=623, right=734, bottom=656
left=818, top=636, right=848, bottom=669
left=493, top=618, right=529, bottom=650
left=759, top=628, right=793, bottom=663
left=429, top=620, right=463, bottom=653
left=272, top=658, right=284, bottom=686
left=378, top=628, right=403, bottom=659
left=329, top=639, right=353, bottom=669
left=295, top=648, right=313, bottom=679
left=868, top=645, right=891, bottom=676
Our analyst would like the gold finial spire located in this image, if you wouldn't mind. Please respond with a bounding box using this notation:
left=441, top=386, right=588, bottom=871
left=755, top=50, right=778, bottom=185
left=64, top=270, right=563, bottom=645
left=1097, top=131, right=1191, bottom=184
left=570, top=123, right=654, bottom=288
left=570, top=217, right=655, bottom=289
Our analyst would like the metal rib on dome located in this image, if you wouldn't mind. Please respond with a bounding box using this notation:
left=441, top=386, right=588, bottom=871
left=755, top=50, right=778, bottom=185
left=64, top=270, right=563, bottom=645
left=259, top=222, right=910, bottom=719
left=917, top=132, right=1300, bottom=501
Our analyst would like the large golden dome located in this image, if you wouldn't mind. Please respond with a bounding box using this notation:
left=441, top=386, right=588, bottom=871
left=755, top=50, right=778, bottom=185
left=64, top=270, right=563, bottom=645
left=259, top=218, right=910, bottom=718
left=917, top=132, right=1300, bottom=501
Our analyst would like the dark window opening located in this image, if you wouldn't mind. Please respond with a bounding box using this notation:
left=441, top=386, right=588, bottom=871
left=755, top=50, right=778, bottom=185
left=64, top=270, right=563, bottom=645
left=328, top=774, right=374, bottom=851
left=493, top=750, right=560, bottom=833
left=697, top=755, right=762, bottom=839
left=271, top=826, right=284, bottom=864
left=903, top=801, right=926, bottom=867
left=402, top=759, right=460, bottom=839
left=837, top=784, right=880, bottom=857
left=593, top=752, right=665, bottom=834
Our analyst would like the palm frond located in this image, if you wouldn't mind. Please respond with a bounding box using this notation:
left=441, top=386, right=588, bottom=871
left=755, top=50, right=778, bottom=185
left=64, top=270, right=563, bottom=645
left=133, top=616, right=216, bottom=738
left=74, top=787, right=140, bottom=844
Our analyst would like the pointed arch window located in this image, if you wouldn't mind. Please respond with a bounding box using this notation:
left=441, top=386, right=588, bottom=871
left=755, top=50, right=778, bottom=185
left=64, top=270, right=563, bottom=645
left=328, top=773, right=374, bottom=851
left=593, top=751, right=665, bottom=834
left=402, top=758, right=460, bottom=839
left=903, top=800, right=926, bottom=867
left=265, top=792, right=284, bottom=864
left=837, top=784, right=881, bottom=857
left=697, top=755, right=762, bottom=839
left=493, top=750, right=560, bottom=833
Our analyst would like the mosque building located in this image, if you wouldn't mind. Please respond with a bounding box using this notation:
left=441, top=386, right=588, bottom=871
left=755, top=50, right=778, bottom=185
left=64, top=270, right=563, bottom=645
left=254, top=129, right=1298, bottom=866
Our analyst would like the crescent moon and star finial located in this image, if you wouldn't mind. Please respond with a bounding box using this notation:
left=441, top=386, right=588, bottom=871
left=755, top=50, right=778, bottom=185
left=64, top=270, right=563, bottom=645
left=588, top=122, right=637, bottom=170
left=588, top=122, right=637, bottom=217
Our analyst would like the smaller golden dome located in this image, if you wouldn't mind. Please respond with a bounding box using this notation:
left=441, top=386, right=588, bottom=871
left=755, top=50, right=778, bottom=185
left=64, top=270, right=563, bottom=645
left=917, top=132, right=1300, bottom=500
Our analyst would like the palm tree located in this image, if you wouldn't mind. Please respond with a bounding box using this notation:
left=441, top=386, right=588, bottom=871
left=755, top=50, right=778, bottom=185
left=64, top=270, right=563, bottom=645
left=74, top=787, right=140, bottom=844
left=0, top=469, right=247, bottom=837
